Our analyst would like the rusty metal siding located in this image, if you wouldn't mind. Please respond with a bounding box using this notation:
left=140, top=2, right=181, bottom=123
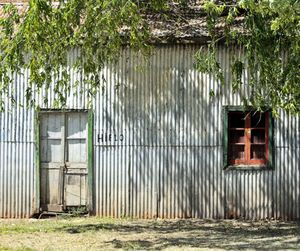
left=0, top=45, right=300, bottom=219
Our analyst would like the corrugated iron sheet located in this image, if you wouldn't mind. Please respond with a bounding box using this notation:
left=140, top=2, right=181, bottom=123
left=0, top=69, right=35, bottom=218
left=0, top=45, right=299, bottom=219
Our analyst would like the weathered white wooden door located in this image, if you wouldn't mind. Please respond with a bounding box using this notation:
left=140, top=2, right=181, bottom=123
left=40, top=111, right=88, bottom=212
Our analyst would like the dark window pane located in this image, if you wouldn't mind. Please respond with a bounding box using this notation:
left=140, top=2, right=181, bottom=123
left=229, top=145, right=245, bottom=160
left=251, top=145, right=265, bottom=159
left=229, top=112, right=245, bottom=128
left=229, top=130, right=245, bottom=143
left=251, top=112, right=265, bottom=128
left=251, top=129, right=265, bottom=143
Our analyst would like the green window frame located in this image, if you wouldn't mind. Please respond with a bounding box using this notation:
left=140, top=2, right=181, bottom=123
left=223, top=106, right=274, bottom=170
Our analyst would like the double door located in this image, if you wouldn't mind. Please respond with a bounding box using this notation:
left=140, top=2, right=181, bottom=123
left=40, top=111, right=88, bottom=212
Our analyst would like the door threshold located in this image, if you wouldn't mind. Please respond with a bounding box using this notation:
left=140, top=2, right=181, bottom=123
left=38, top=211, right=71, bottom=219
left=38, top=210, right=89, bottom=219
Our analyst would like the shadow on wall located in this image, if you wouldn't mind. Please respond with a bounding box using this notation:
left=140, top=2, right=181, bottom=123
left=95, top=44, right=300, bottom=219
left=97, top=45, right=227, bottom=218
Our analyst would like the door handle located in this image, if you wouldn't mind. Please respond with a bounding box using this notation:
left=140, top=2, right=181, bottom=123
left=60, top=163, right=67, bottom=172
left=64, top=163, right=67, bottom=172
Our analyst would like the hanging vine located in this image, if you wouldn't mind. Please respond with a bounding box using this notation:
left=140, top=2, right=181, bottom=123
left=195, top=0, right=300, bottom=115
left=0, top=0, right=299, bottom=115
left=0, top=0, right=171, bottom=110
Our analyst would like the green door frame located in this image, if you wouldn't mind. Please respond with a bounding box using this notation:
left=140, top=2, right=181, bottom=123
left=35, top=109, right=94, bottom=214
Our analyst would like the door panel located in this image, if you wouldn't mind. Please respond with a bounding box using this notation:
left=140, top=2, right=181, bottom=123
left=67, top=139, right=87, bottom=162
left=67, top=113, right=87, bottom=139
left=64, top=168, right=87, bottom=206
left=40, top=112, right=88, bottom=212
left=40, top=113, right=64, bottom=211
left=40, top=164, right=64, bottom=211
left=65, top=112, right=88, bottom=208
left=41, top=139, right=63, bottom=162
left=40, top=113, right=63, bottom=138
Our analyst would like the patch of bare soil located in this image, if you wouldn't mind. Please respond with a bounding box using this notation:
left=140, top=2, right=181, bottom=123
left=0, top=218, right=300, bottom=250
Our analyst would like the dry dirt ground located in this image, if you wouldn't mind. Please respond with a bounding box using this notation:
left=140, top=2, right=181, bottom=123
left=0, top=217, right=300, bottom=250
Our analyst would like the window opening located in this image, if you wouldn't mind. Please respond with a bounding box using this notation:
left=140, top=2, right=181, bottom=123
left=228, top=111, right=269, bottom=166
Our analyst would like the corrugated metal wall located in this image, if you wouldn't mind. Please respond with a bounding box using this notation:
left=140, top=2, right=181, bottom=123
left=0, top=45, right=299, bottom=219
left=93, top=45, right=227, bottom=219
left=0, top=70, right=35, bottom=218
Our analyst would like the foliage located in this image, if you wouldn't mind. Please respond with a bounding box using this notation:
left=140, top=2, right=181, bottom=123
left=195, top=0, right=300, bottom=115
left=0, top=0, right=299, bottom=114
left=0, top=0, right=169, bottom=110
